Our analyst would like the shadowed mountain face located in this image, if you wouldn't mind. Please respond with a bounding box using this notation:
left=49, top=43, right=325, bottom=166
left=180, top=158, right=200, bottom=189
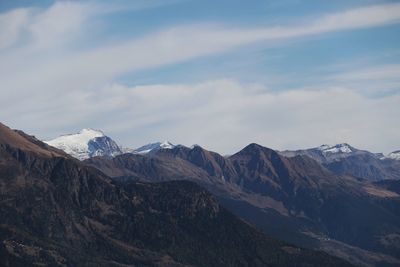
left=374, top=179, right=400, bottom=194
left=0, top=123, right=353, bottom=267
left=86, top=143, right=400, bottom=267
left=280, top=144, right=400, bottom=181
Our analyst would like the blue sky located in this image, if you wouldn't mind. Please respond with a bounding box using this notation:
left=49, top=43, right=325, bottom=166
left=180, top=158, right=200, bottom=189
left=0, top=0, right=399, bottom=154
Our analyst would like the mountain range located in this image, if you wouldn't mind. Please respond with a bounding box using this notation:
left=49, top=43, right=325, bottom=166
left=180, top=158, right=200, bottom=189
left=45, top=130, right=400, bottom=183
left=43, top=129, right=400, bottom=267
left=2, top=126, right=400, bottom=266
left=280, top=143, right=400, bottom=181
left=84, top=143, right=400, bottom=267
left=0, top=122, right=357, bottom=267
left=44, top=129, right=178, bottom=160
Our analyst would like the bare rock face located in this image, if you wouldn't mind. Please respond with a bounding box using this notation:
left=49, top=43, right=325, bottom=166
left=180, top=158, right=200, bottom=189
left=0, top=122, right=353, bottom=267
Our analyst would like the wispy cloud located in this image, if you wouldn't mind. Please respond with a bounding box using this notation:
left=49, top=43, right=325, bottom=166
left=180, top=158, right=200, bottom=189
left=0, top=0, right=181, bottom=52
left=2, top=3, right=400, bottom=97
left=49, top=2, right=400, bottom=75
left=323, top=64, right=400, bottom=96
left=0, top=8, right=30, bottom=50
left=28, top=2, right=92, bottom=50
left=0, top=2, right=399, bottom=153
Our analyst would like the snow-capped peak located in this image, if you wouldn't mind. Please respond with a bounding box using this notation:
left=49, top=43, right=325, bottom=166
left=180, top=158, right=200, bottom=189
left=133, top=141, right=175, bottom=154
left=386, top=150, right=400, bottom=160
left=69, top=128, right=104, bottom=141
left=159, top=141, right=174, bottom=149
left=317, top=143, right=353, bottom=154
left=44, top=129, right=122, bottom=160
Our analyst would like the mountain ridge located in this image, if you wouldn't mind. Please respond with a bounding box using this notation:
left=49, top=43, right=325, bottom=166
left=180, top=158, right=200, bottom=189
left=280, top=143, right=400, bottom=181
left=0, top=122, right=354, bottom=267
left=85, top=142, right=400, bottom=267
left=44, top=128, right=400, bottom=163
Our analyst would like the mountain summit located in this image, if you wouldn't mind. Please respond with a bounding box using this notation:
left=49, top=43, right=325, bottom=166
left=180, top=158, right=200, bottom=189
left=132, top=141, right=175, bottom=154
left=317, top=143, right=354, bottom=154
left=44, top=128, right=122, bottom=160
left=44, top=128, right=178, bottom=159
left=387, top=150, right=400, bottom=160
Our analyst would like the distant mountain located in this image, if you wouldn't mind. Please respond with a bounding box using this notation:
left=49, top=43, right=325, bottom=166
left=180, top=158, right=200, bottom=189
left=280, top=144, right=400, bottom=181
left=132, top=141, right=175, bottom=154
left=86, top=143, right=400, bottom=267
left=0, top=122, right=353, bottom=267
left=280, top=143, right=373, bottom=162
left=45, top=128, right=122, bottom=160
left=45, top=129, right=178, bottom=159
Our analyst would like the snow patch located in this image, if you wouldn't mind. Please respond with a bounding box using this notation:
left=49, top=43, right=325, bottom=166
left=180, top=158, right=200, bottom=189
left=317, top=143, right=353, bottom=154
left=386, top=151, right=400, bottom=160
left=133, top=141, right=175, bottom=154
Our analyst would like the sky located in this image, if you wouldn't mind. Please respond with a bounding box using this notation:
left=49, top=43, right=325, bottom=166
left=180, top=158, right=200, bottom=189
left=0, top=0, right=399, bottom=154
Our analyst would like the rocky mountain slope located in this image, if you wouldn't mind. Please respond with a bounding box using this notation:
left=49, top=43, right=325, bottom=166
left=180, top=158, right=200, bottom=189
left=86, top=144, right=400, bottom=267
left=0, top=122, right=353, bottom=267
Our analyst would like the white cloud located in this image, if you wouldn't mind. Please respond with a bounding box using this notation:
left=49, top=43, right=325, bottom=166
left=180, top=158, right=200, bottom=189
left=0, top=8, right=30, bottom=50
left=39, top=2, right=400, bottom=76
left=306, top=3, right=400, bottom=33
left=0, top=2, right=400, bottom=153
left=0, top=1, right=179, bottom=52
left=4, top=79, right=398, bottom=154
left=27, top=2, right=92, bottom=50
left=3, top=1, right=400, bottom=104
left=103, top=81, right=400, bottom=155
left=324, top=64, right=400, bottom=95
